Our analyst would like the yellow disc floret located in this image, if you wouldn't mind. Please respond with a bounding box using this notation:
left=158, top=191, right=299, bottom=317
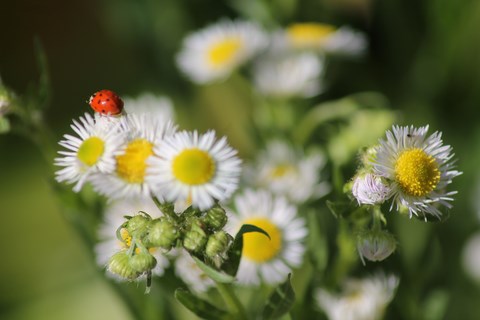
left=286, top=23, right=336, bottom=48
left=172, top=148, right=216, bottom=185
left=116, top=139, right=154, bottom=183
left=269, top=164, right=295, bottom=179
left=394, top=148, right=440, bottom=197
left=208, top=38, right=242, bottom=67
left=242, top=218, right=282, bottom=263
left=77, top=136, right=105, bottom=166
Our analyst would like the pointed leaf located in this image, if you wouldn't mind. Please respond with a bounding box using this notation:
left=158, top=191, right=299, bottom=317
left=262, top=274, right=296, bottom=319
left=192, top=256, right=235, bottom=283
left=175, top=288, right=228, bottom=320
left=223, top=224, right=270, bottom=276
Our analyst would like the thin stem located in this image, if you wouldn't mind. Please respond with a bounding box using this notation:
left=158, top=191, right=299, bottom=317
left=151, top=196, right=180, bottom=223
left=215, top=282, right=248, bottom=320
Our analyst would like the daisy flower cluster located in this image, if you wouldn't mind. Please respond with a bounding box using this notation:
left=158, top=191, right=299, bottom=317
left=176, top=19, right=366, bottom=99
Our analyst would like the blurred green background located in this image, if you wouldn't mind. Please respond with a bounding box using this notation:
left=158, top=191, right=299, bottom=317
left=1, top=0, right=480, bottom=319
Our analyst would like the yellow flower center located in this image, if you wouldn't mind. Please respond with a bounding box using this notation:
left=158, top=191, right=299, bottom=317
left=286, top=23, right=336, bottom=48
left=394, top=148, right=440, bottom=197
left=119, top=228, right=156, bottom=254
left=242, top=218, right=282, bottom=263
left=208, top=37, right=242, bottom=67
left=77, top=136, right=105, bottom=166
left=116, top=139, right=154, bottom=183
left=269, top=164, right=295, bottom=179
left=172, top=148, right=215, bottom=185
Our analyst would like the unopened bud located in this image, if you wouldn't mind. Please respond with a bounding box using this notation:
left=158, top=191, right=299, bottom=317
left=206, top=231, right=230, bottom=258
left=144, top=218, right=179, bottom=250
left=352, top=173, right=391, bottom=205
left=183, top=218, right=207, bottom=253
left=126, top=214, right=151, bottom=238
left=130, top=252, right=157, bottom=274
left=203, top=205, right=228, bottom=230
left=357, top=229, right=396, bottom=264
left=108, top=251, right=138, bottom=280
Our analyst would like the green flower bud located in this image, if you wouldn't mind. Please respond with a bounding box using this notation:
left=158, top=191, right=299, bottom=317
left=126, top=214, right=151, bottom=238
left=357, top=229, right=396, bottom=264
left=144, top=218, right=179, bottom=250
left=205, top=231, right=230, bottom=258
left=130, top=252, right=157, bottom=274
left=203, top=205, right=228, bottom=230
left=183, top=218, right=207, bottom=253
left=108, top=251, right=138, bottom=280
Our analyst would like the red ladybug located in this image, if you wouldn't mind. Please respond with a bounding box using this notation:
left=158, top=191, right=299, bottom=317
left=89, top=89, right=124, bottom=115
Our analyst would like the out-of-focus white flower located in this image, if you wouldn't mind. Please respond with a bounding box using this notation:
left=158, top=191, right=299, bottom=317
left=174, top=250, right=215, bottom=293
left=316, top=274, right=399, bottom=320
left=95, top=198, right=170, bottom=280
left=462, top=231, right=480, bottom=282
left=147, top=130, right=241, bottom=210
left=123, top=93, right=175, bottom=121
left=276, top=22, right=367, bottom=55
left=245, top=140, right=329, bottom=204
left=226, top=189, right=307, bottom=286
left=253, top=52, right=324, bottom=98
left=373, top=125, right=462, bottom=219
left=352, top=173, right=391, bottom=205
left=177, top=20, right=267, bottom=84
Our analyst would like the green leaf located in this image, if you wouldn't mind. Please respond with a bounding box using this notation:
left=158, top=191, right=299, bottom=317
left=33, top=37, right=51, bottom=109
left=307, top=211, right=327, bottom=273
left=0, top=116, right=10, bottom=134
left=223, top=224, right=270, bottom=276
left=175, top=288, right=228, bottom=320
left=262, top=274, right=296, bottom=320
left=192, top=256, right=235, bottom=283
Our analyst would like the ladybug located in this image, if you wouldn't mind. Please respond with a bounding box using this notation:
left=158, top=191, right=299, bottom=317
left=88, top=89, right=124, bottom=115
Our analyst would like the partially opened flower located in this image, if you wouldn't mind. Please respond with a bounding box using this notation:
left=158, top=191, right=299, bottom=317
left=253, top=52, right=324, bottom=98
left=372, top=125, right=461, bottom=219
left=90, top=113, right=176, bottom=199
left=226, top=189, right=307, bottom=285
left=177, top=20, right=267, bottom=84
left=147, top=130, right=241, bottom=210
left=54, top=113, right=125, bottom=192
left=245, top=140, right=329, bottom=204
left=95, top=197, right=169, bottom=280
left=316, top=274, right=399, bottom=320
left=352, top=173, right=391, bottom=205
left=281, top=22, right=367, bottom=55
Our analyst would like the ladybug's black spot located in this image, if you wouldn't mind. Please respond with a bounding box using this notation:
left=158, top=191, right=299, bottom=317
left=107, top=98, right=110, bottom=101
left=102, top=109, right=106, bottom=113
left=99, top=93, right=103, bottom=96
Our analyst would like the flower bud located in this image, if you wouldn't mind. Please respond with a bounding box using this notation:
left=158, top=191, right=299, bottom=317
left=108, top=251, right=138, bottom=280
left=126, top=214, right=151, bottom=238
left=357, top=229, right=396, bottom=264
left=144, top=218, right=179, bottom=250
left=0, top=85, right=13, bottom=116
left=203, top=205, right=228, bottom=230
left=130, top=252, right=157, bottom=274
left=352, top=173, right=391, bottom=205
left=183, top=218, right=208, bottom=253
left=205, top=231, right=230, bottom=258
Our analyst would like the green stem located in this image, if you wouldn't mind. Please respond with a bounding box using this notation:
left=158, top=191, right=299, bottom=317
left=215, top=282, right=248, bottom=320
left=151, top=196, right=180, bottom=223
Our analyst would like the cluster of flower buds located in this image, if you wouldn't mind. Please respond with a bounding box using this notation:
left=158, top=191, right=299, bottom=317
left=107, top=203, right=233, bottom=281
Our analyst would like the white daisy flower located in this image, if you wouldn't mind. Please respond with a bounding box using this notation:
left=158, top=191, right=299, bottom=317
left=352, top=173, right=391, bottom=205
left=95, top=197, right=170, bottom=280
left=372, top=125, right=462, bottom=219
left=245, top=140, right=330, bottom=204
left=280, top=22, right=367, bottom=55
left=147, top=130, right=241, bottom=210
left=316, top=274, right=399, bottom=320
left=174, top=250, right=215, bottom=293
left=123, top=93, right=175, bottom=120
left=253, top=52, right=324, bottom=98
left=225, top=189, right=307, bottom=286
left=90, top=113, right=176, bottom=199
left=177, top=20, right=267, bottom=84
left=54, top=112, right=125, bottom=192
left=462, top=231, right=480, bottom=283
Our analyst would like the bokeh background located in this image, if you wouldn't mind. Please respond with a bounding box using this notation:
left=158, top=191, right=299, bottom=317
left=1, top=0, right=480, bottom=319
